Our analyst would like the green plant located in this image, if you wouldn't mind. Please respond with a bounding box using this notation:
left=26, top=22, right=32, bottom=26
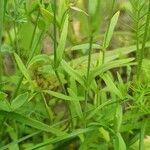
left=0, top=0, right=150, bottom=150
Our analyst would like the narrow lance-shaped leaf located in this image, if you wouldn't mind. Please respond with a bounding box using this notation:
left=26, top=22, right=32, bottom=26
left=87, top=99, right=119, bottom=120
left=89, top=58, right=135, bottom=83
left=26, top=127, right=96, bottom=150
left=115, top=105, right=123, bottom=132
left=71, top=43, right=101, bottom=51
left=28, top=54, right=51, bottom=68
left=14, top=53, right=33, bottom=85
left=40, top=7, right=53, bottom=23
left=0, top=100, right=11, bottom=112
left=56, top=14, right=69, bottom=64
left=68, top=88, right=83, bottom=119
left=102, top=74, right=123, bottom=99
left=103, top=11, right=120, bottom=49
left=61, top=60, right=86, bottom=88
left=139, top=121, right=147, bottom=150
left=11, top=92, right=29, bottom=111
left=0, top=110, right=64, bottom=136
left=113, top=133, right=126, bottom=150
left=43, top=90, right=84, bottom=101
left=70, top=6, right=88, bottom=16
left=88, top=0, right=101, bottom=32
left=88, top=0, right=99, bottom=16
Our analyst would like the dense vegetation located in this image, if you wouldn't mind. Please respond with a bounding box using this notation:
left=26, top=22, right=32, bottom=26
left=0, top=0, right=150, bottom=149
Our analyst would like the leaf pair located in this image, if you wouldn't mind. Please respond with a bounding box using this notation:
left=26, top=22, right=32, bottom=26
left=0, top=92, right=29, bottom=112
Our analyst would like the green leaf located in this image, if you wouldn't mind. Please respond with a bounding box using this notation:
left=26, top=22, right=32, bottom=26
left=88, top=0, right=99, bottom=16
left=69, top=42, right=150, bottom=72
left=11, top=92, right=29, bottom=110
left=28, top=54, right=51, bottom=68
left=7, top=125, right=19, bottom=150
left=70, top=6, right=88, bottom=16
left=14, top=53, right=33, bottom=85
left=102, top=74, right=123, bottom=99
left=26, top=127, right=96, bottom=150
left=88, top=0, right=101, bottom=31
left=26, top=0, right=39, bottom=13
left=99, top=127, right=110, bottom=142
left=61, top=60, right=86, bottom=88
left=103, top=11, right=120, bottom=48
left=43, top=90, right=84, bottom=101
left=70, top=43, right=101, bottom=51
left=141, top=59, right=150, bottom=83
left=113, top=133, right=126, bottom=150
left=0, top=100, right=11, bottom=112
left=115, top=105, right=123, bottom=132
left=56, top=14, right=69, bottom=64
left=89, top=58, right=135, bottom=83
left=87, top=99, right=118, bottom=120
left=40, top=7, right=53, bottom=23
left=139, top=121, right=147, bottom=150
left=0, top=131, right=40, bottom=150
left=68, top=88, right=83, bottom=119
left=0, top=110, right=64, bottom=136
left=0, top=91, right=7, bottom=100
left=37, top=18, right=46, bottom=30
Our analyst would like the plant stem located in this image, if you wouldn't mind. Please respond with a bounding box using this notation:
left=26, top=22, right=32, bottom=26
left=85, top=34, right=93, bottom=112
left=52, top=0, right=67, bottom=94
left=52, top=0, right=73, bottom=129
left=12, top=12, right=42, bottom=99
left=0, top=0, right=4, bottom=90
left=136, top=1, right=140, bottom=72
left=29, top=10, right=40, bottom=51
left=53, top=0, right=57, bottom=66
left=14, top=21, right=19, bottom=54
left=27, top=31, right=44, bottom=64
left=87, top=35, right=94, bottom=84
left=55, top=70, right=67, bottom=94
left=41, top=93, right=53, bottom=121
left=137, top=0, right=150, bottom=80
left=102, top=48, right=106, bottom=64
left=12, top=31, right=43, bottom=99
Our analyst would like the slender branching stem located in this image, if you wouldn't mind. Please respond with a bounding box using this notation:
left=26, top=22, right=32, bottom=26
left=87, top=35, right=94, bottom=83
left=29, top=10, right=40, bottom=50
left=14, top=21, right=20, bottom=55
left=52, top=0, right=73, bottom=129
left=85, top=34, right=93, bottom=113
left=52, top=0, right=67, bottom=94
left=12, top=11, right=41, bottom=99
